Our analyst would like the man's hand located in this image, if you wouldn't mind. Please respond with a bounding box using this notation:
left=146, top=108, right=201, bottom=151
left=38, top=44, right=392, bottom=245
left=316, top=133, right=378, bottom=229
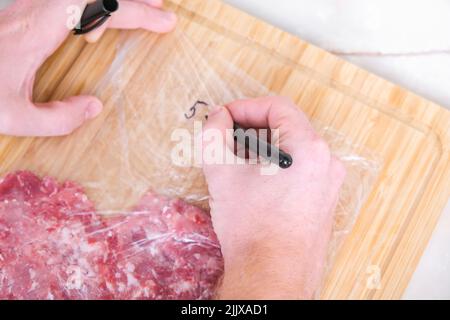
left=202, top=97, right=346, bottom=299
left=0, top=0, right=176, bottom=137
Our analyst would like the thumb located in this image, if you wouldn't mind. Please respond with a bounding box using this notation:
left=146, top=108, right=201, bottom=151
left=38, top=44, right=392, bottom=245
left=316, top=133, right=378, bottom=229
left=203, top=106, right=234, bottom=138
left=23, top=95, right=103, bottom=137
left=201, top=106, right=245, bottom=179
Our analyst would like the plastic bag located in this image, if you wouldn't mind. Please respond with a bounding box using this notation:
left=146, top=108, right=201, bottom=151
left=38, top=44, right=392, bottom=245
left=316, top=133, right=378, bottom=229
left=0, top=30, right=381, bottom=300
left=0, top=171, right=222, bottom=299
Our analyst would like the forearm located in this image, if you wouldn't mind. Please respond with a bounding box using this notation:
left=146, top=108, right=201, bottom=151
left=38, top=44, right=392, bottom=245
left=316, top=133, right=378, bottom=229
left=217, top=235, right=328, bottom=300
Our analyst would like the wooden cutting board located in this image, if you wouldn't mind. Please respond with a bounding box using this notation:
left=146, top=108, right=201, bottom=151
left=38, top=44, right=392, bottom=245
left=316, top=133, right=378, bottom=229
left=1, top=0, right=449, bottom=299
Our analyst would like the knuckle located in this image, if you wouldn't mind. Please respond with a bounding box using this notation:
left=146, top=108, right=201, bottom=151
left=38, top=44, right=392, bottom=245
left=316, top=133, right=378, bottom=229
left=273, top=96, right=295, bottom=108
left=310, top=137, right=331, bottom=160
left=332, top=157, right=347, bottom=182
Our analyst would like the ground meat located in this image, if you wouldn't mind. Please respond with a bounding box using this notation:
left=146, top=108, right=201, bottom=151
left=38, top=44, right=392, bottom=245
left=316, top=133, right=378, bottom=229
left=0, top=171, right=111, bottom=299
left=0, top=171, right=223, bottom=300
left=104, top=193, right=223, bottom=300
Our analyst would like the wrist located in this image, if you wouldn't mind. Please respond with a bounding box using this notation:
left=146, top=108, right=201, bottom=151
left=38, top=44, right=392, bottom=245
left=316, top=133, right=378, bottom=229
left=214, top=220, right=331, bottom=300
left=218, top=237, right=317, bottom=299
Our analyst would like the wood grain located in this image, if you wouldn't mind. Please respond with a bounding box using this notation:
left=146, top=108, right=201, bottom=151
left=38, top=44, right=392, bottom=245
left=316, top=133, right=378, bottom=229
left=0, top=0, right=449, bottom=299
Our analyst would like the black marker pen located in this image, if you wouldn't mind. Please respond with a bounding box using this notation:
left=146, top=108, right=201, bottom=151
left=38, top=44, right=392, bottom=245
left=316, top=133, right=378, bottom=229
left=74, top=0, right=119, bottom=35
left=233, top=123, right=293, bottom=169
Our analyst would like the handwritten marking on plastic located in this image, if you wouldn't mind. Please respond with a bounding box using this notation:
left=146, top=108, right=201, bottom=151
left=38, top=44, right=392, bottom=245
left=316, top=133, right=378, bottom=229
left=184, top=101, right=209, bottom=120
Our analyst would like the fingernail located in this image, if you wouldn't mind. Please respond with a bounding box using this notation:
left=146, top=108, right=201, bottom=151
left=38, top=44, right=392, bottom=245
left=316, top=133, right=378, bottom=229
left=208, top=106, right=224, bottom=117
left=85, top=101, right=102, bottom=120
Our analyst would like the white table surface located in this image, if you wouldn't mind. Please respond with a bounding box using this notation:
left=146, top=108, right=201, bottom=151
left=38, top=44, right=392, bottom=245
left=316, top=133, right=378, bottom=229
left=1, top=0, right=449, bottom=299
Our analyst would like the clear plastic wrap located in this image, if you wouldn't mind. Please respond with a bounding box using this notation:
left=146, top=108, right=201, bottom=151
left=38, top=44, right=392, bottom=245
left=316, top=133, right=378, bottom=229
left=0, top=171, right=222, bottom=300
left=0, top=31, right=381, bottom=300
left=314, top=124, right=382, bottom=273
